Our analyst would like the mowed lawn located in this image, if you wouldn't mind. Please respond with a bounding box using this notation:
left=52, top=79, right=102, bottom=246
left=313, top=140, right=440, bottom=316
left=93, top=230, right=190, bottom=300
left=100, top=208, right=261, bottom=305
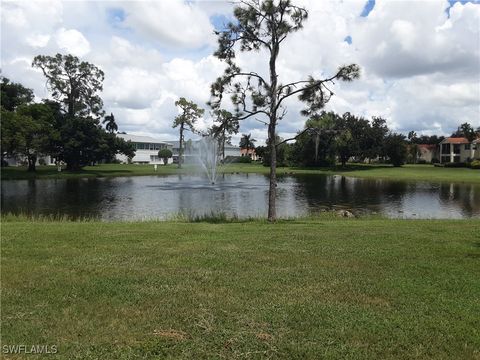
left=1, top=218, right=479, bottom=359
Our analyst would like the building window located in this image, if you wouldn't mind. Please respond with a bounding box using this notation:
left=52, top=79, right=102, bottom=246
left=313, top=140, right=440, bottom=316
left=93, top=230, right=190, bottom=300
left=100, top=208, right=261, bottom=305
left=453, top=144, right=461, bottom=154
left=453, top=156, right=461, bottom=163
left=441, top=156, right=450, bottom=163
left=441, top=143, right=450, bottom=154
left=465, top=144, right=471, bottom=150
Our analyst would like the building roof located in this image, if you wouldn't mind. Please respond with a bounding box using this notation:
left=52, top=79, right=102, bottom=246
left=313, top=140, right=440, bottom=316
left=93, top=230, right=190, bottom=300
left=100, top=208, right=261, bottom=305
left=440, top=137, right=469, bottom=144
left=169, top=139, right=240, bottom=150
left=117, top=133, right=173, bottom=145
left=417, top=144, right=437, bottom=150
left=225, top=144, right=240, bottom=150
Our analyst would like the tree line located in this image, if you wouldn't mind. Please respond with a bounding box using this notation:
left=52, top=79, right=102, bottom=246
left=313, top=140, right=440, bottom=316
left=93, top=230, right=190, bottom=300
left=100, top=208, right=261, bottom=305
left=1, top=55, right=135, bottom=171
left=253, top=112, right=479, bottom=168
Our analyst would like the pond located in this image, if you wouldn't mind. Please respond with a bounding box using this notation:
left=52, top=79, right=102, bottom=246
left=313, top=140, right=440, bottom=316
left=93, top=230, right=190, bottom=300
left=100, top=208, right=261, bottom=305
left=1, top=174, right=479, bottom=220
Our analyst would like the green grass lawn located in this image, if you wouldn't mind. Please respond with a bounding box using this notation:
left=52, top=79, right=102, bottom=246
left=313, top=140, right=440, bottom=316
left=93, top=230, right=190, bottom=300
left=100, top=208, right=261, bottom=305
left=2, top=218, right=479, bottom=359
left=2, top=163, right=480, bottom=183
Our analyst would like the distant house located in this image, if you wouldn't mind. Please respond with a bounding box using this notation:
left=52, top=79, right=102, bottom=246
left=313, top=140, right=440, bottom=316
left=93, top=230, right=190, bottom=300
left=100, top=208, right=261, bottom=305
left=116, top=134, right=174, bottom=164
left=417, top=144, right=439, bottom=163
left=240, top=148, right=258, bottom=161
left=439, top=137, right=479, bottom=163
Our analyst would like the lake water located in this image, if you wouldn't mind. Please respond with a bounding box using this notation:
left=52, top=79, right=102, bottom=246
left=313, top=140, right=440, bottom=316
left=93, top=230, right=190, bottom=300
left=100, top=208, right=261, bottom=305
left=1, top=174, right=479, bottom=220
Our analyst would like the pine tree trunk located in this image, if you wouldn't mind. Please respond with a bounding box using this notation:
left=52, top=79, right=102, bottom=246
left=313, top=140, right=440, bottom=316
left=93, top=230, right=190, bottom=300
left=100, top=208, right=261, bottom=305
left=267, top=41, right=279, bottom=222
left=27, top=155, right=36, bottom=172
left=222, top=128, right=226, bottom=162
left=267, top=122, right=277, bottom=222
left=178, top=124, right=184, bottom=169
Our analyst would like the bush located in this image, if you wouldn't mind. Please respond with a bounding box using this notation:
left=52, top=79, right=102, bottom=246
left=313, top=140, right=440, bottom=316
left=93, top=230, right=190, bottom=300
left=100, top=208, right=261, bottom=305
left=237, top=156, right=252, bottom=163
left=470, top=160, right=480, bottom=169
left=417, top=159, right=427, bottom=164
left=38, top=158, right=46, bottom=166
left=223, top=156, right=252, bottom=164
left=158, top=149, right=173, bottom=165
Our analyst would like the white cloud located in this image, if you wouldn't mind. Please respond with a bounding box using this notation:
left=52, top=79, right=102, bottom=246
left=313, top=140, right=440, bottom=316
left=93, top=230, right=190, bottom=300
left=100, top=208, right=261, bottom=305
left=55, top=28, right=91, bottom=57
left=122, top=0, right=215, bottom=49
left=26, top=33, right=51, bottom=48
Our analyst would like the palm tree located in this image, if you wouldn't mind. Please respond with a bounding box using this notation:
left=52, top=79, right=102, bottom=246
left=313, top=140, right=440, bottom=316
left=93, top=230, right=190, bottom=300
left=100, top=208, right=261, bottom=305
left=103, top=113, right=118, bottom=134
left=239, top=133, right=256, bottom=157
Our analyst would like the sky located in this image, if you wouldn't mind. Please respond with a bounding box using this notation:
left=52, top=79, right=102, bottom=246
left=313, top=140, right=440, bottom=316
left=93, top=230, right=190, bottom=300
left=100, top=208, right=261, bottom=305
left=1, top=0, right=479, bottom=145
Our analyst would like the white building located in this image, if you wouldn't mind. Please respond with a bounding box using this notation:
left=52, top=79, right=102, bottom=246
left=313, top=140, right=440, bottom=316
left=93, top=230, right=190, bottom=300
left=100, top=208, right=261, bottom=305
left=170, top=140, right=241, bottom=163
left=116, top=134, right=174, bottom=164
left=439, top=137, right=480, bottom=163
left=224, top=144, right=241, bottom=158
left=3, top=155, right=56, bottom=167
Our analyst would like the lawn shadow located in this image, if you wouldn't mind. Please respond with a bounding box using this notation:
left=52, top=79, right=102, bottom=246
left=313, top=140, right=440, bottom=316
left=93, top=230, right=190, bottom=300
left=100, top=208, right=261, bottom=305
left=73, top=169, right=134, bottom=177
left=291, top=164, right=393, bottom=172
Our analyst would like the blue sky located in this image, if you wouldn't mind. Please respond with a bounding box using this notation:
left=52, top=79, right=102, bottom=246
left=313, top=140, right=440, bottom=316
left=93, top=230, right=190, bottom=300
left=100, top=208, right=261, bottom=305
left=361, top=0, right=375, bottom=17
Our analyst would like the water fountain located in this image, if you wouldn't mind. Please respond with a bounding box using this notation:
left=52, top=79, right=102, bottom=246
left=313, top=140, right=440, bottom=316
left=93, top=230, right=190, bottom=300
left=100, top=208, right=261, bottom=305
left=196, top=136, right=219, bottom=184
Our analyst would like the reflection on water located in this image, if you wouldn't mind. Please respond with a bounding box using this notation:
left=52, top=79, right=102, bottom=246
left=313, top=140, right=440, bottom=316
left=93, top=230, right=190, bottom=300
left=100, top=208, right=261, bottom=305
left=1, top=174, right=479, bottom=220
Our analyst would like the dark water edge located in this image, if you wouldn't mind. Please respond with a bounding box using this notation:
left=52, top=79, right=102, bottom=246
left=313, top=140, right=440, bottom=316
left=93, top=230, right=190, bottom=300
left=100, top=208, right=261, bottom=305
left=1, top=174, right=479, bottom=221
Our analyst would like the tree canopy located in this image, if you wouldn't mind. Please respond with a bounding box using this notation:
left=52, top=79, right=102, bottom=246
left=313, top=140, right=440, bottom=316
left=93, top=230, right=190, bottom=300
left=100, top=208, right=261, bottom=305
left=452, top=123, right=477, bottom=142
left=211, top=109, right=239, bottom=161
left=158, top=148, right=173, bottom=165
left=239, top=133, right=256, bottom=151
left=0, top=55, right=135, bottom=170
left=32, top=54, right=105, bottom=118
left=1, top=77, right=34, bottom=111
left=173, top=97, right=204, bottom=168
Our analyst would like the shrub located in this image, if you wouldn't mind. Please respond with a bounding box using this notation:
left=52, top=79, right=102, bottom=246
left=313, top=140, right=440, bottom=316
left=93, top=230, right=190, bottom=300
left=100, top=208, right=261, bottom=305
left=223, top=156, right=252, bottom=164
left=470, top=160, right=480, bottom=169
left=38, top=158, right=46, bottom=166
left=237, top=156, right=252, bottom=163
left=158, top=149, right=173, bottom=165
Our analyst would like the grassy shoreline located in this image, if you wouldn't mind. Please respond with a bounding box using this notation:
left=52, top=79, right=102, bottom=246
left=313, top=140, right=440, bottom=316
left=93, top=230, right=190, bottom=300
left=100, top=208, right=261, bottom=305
left=2, top=163, right=479, bottom=183
left=2, top=218, right=480, bottom=359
